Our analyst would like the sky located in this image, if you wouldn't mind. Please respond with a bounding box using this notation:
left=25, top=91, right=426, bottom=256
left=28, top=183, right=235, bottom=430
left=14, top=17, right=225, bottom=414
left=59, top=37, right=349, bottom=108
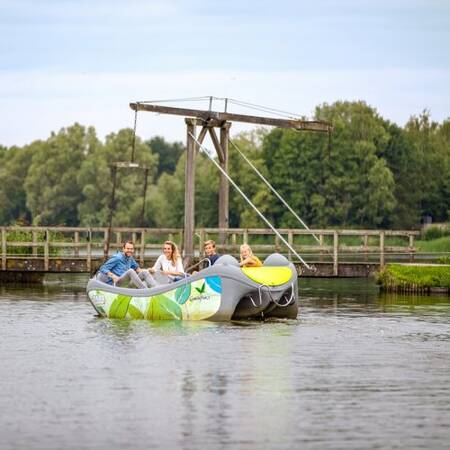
left=0, top=0, right=449, bottom=147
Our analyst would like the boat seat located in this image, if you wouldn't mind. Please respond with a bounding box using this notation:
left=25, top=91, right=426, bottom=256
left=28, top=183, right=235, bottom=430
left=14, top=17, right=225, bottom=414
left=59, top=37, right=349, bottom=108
left=241, top=266, right=292, bottom=286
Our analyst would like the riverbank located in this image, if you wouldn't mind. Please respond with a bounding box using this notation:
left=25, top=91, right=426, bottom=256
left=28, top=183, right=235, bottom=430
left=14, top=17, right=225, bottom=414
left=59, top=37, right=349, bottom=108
left=377, top=263, right=450, bottom=293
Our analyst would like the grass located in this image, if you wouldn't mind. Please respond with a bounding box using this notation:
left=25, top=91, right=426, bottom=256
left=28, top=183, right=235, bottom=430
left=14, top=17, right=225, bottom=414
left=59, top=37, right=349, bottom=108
left=415, top=236, right=450, bottom=253
left=377, top=263, right=450, bottom=292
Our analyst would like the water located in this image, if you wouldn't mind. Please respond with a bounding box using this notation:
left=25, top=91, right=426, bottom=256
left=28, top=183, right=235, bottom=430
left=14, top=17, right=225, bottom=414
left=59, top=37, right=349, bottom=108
left=1, top=276, right=449, bottom=450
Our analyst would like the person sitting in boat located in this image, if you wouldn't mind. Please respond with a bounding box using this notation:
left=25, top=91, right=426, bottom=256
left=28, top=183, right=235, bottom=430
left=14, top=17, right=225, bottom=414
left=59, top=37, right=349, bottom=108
left=149, top=240, right=185, bottom=282
left=98, top=241, right=156, bottom=288
left=203, top=240, right=220, bottom=267
left=239, top=244, right=262, bottom=268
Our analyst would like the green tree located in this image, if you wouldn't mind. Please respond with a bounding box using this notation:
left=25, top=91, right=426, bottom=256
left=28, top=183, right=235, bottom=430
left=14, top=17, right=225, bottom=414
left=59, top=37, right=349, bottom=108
left=25, top=123, right=100, bottom=225
left=0, top=144, right=35, bottom=224
left=78, top=128, right=158, bottom=227
left=146, top=136, right=184, bottom=178
left=259, top=101, right=397, bottom=229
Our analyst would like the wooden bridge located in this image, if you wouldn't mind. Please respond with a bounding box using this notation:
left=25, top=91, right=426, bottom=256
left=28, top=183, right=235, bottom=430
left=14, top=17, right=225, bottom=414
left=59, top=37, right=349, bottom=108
left=0, top=226, right=421, bottom=282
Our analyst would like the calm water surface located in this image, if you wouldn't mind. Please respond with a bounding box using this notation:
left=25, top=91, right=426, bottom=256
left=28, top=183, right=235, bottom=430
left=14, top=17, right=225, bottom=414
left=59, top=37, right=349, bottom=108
left=1, top=276, right=449, bottom=450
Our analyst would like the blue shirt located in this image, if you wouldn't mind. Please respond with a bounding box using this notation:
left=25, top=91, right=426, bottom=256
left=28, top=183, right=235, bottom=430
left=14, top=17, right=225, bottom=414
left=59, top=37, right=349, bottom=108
left=205, top=253, right=220, bottom=268
left=99, top=252, right=139, bottom=284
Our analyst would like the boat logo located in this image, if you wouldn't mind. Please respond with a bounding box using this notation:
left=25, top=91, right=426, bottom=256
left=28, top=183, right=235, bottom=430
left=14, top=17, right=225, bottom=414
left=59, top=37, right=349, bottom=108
left=195, top=282, right=206, bottom=294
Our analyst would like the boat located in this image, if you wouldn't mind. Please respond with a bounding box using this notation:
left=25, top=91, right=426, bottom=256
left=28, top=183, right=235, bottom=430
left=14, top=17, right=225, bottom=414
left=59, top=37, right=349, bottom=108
left=86, top=253, right=298, bottom=321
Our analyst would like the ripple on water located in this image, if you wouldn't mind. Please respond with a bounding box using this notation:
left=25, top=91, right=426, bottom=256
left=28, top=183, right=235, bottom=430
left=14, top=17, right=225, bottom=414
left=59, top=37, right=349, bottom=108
left=0, top=279, right=449, bottom=450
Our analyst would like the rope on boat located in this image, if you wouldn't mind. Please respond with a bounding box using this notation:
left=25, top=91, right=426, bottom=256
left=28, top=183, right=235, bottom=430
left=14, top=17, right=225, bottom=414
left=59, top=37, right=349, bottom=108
left=190, top=133, right=312, bottom=270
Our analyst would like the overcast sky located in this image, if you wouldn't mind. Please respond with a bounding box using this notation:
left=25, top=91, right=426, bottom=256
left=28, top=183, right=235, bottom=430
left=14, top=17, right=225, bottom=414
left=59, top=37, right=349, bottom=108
left=1, top=0, right=449, bottom=147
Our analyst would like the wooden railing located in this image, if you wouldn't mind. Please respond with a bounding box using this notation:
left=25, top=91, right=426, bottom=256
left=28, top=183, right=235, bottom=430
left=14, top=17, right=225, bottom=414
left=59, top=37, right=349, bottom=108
left=1, top=226, right=421, bottom=276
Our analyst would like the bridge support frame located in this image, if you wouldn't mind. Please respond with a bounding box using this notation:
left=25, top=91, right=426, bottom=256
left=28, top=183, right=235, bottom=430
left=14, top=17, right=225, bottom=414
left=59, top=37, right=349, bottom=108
left=184, top=119, right=232, bottom=264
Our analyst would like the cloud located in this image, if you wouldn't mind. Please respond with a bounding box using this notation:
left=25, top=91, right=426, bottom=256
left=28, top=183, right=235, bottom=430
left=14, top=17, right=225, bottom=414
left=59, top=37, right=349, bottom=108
left=0, top=68, right=448, bottom=147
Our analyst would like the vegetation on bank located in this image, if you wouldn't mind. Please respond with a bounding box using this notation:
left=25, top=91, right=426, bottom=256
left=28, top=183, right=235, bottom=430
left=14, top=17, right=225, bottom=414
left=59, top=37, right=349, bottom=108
left=377, top=264, right=450, bottom=292
left=0, top=101, right=449, bottom=230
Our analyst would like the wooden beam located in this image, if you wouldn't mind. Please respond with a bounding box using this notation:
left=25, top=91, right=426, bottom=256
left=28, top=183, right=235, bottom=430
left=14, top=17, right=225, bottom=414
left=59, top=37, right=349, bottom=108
left=208, top=128, right=224, bottom=161
left=130, top=103, right=331, bottom=133
left=184, top=118, right=196, bottom=262
left=218, top=123, right=231, bottom=234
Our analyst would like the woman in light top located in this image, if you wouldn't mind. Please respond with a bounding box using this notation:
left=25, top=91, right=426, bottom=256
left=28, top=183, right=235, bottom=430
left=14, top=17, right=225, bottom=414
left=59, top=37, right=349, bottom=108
left=239, top=244, right=262, bottom=268
left=149, top=240, right=185, bottom=282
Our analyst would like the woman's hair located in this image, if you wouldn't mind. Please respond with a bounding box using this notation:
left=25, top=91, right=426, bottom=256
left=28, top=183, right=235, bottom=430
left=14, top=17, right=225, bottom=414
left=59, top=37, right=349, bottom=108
left=164, top=240, right=180, bottom=265
left=240, top=244, right=253, bottom=258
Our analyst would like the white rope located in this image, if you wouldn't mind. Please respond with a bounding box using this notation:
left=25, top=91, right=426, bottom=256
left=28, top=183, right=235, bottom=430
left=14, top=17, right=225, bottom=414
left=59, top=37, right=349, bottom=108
left=189, top=132, right=312, bottom=269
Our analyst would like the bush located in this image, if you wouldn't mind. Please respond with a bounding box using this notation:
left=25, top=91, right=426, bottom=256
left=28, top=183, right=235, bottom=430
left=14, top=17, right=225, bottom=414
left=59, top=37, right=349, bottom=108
left=423, top=225, right=450, bottom=241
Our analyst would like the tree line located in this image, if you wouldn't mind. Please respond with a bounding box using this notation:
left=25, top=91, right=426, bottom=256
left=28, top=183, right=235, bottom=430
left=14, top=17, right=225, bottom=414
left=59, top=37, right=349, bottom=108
left=0, top=101, right=448, bottom=230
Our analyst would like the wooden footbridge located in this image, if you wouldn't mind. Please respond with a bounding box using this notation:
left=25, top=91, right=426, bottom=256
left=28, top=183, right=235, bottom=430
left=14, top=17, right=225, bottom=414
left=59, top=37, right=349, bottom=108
left=1, top=226, right=420, bottom=282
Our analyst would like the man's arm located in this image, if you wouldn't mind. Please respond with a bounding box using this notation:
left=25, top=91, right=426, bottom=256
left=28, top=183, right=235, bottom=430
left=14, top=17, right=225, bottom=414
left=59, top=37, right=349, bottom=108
left=99, top=255, right=119, bottom=274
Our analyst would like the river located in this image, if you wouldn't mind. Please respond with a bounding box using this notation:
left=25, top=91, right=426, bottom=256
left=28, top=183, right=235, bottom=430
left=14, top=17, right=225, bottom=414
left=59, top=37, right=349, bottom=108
left=1, top=276, right=449, bottom=450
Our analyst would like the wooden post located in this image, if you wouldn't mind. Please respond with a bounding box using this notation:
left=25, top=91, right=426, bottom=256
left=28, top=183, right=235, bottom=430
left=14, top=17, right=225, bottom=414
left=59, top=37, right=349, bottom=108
left=74, top=231, right=79, bottom=257
left=219, top=123, right=231, bottom=238
left=275, top=234, right=281, bottom=252
left=140, top=230, right=145, bottom=266
left=333, top=231, right=339, bottom=276
left=319, top=233, right=324, bottom=262
left=243, top=229, right=248, bottom=245
left=363, top=234, right=369, bottom=262
left=87, top=229, right=92, bottom=273
left=288, top=230, right=293, bottom=261
left=198, top=229, right=205, bottom=258
left=409, top=234, right=415, bottom=263
left=379, top=231, right=385, bottom=268
left=103, top=229, right=109, bottom=259
left=1, top=228, right=6, bottom=270
left=184, top=118, right=197, bottom=264
left=32, top=231, right=38, bottom=257
left=44, top=229, right=50, bottom=272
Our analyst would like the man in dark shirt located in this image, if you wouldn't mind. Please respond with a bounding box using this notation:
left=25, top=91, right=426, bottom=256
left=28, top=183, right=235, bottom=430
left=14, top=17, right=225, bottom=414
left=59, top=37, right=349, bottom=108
left=204, top=240, right=220, bottom=267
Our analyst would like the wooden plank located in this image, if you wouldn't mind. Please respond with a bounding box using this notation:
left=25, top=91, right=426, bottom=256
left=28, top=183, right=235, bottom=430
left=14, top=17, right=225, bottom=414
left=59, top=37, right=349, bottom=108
left=379, top=231, right=385, bottom=268
left=140, top=230, right=145, bottom=266
left=333, top=231, right=339, bottom=276
left=184, top=118, right=196, bottom=261
left=87, top=229, right=92, bottom=273
left=44, top=229, right=49, bottom=272
left=1, top=228, right=6, bottom=270
left=130, top=103, right=332, bottom=133
left=219, top=124, right=230, bottom=240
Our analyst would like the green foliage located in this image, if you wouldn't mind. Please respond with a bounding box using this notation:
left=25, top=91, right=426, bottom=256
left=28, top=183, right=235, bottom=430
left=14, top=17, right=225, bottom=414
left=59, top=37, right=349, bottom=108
left=377, top=264, right=450, bottom=289
left=423, top=225, right=450, bottom=241
left=0, top=101, right=448, bottom=230
left=77, top=128, right=158, bottom=227
left=25, top=124, right=100, bottom=226
left=146, top=136, right=184, bottom=177
left=416, top=236, right=450, bottom=253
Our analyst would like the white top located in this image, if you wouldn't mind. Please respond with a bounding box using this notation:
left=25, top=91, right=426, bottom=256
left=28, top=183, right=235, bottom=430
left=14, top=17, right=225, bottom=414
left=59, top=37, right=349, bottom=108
left=153, top=254, right=184, bottom=275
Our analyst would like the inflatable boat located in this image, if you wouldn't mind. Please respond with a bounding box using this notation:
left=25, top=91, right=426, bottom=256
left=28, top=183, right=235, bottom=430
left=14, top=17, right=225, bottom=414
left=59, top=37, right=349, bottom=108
left=86, top=253, right=298, bottom=321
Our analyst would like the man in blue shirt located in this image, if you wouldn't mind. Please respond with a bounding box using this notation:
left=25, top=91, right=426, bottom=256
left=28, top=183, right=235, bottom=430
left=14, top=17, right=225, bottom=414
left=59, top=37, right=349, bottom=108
left=97, top=241, right=156, bottom=288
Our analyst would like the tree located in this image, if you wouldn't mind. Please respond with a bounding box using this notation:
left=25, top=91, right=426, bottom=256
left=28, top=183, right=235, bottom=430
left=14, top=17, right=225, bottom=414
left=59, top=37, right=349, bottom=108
left=146, top=136, right=184, bottom=178
left=0, top=144, right=35, bottom=224
left=24, top=124, right=100, bottom=225
left=258, top=101, right=397, bottom=229
left=77, top=128, right=158, bottom=227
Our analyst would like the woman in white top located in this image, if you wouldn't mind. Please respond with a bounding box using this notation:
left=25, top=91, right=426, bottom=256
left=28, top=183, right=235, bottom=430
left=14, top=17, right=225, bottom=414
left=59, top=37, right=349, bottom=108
left=149, top=240, right=185, bottom=282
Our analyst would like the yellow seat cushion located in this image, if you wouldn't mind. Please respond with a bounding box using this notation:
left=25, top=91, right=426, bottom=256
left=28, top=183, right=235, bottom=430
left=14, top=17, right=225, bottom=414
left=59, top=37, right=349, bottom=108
left=241, top=266, right=292, bottom=286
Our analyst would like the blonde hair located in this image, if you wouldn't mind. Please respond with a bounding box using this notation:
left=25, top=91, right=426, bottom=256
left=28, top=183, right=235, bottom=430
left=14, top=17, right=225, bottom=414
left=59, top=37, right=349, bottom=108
left=203, top=240, right=216, bottom=248
left=240, top=244, right=253, bottom=259
left=164, top=240, right=180, bottom=265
